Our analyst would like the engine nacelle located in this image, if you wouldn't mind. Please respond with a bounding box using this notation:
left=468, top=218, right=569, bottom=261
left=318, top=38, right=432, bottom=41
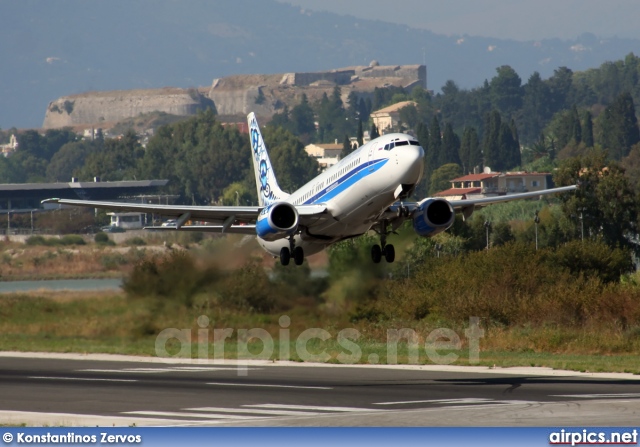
left=256, top=202, right=299, bottom=241
left=412, top=198, right=455, bottom=237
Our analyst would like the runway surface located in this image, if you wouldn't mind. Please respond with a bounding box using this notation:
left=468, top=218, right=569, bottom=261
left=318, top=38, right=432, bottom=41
left=1, top=353, right=639, bottom=426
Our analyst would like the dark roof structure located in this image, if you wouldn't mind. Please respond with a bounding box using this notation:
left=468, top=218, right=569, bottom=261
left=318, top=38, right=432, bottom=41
left=0, top=179, right=168, bottom=212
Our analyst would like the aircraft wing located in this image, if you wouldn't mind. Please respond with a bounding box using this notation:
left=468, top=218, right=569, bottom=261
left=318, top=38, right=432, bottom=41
left=144, top=224, right=258, bottom=235
left=446, top=185, right=577, bottom=210
left=41, top=198, right=327, bottom=228
left=379, top=184, right=577, bottom=225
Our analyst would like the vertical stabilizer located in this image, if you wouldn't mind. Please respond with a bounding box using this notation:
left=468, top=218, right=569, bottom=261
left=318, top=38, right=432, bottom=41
left=248, top=112, right=289, bottom=206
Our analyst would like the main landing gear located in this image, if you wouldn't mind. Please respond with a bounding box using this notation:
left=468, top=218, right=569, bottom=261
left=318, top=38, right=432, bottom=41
left=371, top=220, right=395, bottom=264
left=280, top=236, right=304, bottom=266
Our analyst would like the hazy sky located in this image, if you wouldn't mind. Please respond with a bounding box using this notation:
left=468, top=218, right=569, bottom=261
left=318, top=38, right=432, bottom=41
left=276, top=0, right=640, bottom=41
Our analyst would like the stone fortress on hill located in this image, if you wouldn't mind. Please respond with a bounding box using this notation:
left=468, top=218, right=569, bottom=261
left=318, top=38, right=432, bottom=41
left=42, top=63, right=426, bottom=129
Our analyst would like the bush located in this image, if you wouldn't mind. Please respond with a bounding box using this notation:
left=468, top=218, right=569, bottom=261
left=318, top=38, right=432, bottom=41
left=127, top=237, right=146, bottom=246
left=362, top=240, right=639, bottom=328
left=94, top=232, right=110, bottom=244
left=25, top=236, right=47, bottom=246
left=60, top=235, right=86, bottom=246
left=123, top=251, right=282, bottom=312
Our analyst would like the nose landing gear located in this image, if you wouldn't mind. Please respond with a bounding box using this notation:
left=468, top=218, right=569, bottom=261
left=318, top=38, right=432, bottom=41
left=371, top=220, right=395, bottom=263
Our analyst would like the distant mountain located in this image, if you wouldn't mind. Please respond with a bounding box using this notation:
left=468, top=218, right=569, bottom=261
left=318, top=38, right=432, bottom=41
left=2, top=0, right=639, bottom=129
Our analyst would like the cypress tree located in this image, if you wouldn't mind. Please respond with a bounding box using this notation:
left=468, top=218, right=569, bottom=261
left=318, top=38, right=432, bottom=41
left=482, top=110, right=501, bottom=171
left=415, top=121, right=431, bottom=197
left=509, top=119, right=522, bottom=168
left=583, top=111, right=594, bottom=148
left=461, top=127, right=482, bottom=174
left=570, top=105, right=582, bottom=144
left=357, top=119, right=364, bottom=147
left=439, top=123, right=461, bottom=167
left=601, top=92, right=640, bottom=159
left=341, top=134, right=352, bottom=159
left=370, top=124, right=380, bottom=139
left=429, top=116, right=443, bottom=169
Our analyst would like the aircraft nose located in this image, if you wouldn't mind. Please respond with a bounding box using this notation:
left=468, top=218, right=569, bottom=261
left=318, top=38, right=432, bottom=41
left=399, top=145, right=424, bottom=184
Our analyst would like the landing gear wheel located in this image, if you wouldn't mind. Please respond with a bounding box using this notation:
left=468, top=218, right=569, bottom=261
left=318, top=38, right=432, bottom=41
left=280, top=247, right=291, bottom=266
left=293, top=246, right=304, bottom=266
left=371, top=244, right=382, bottom=263
left=383, top=244, right=395, bottom=263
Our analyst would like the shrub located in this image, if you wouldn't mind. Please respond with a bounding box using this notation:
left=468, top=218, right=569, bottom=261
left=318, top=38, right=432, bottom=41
left=127, top=237, right=146, bottom=246
left=25, top=236, right=46, bottom=246
left=94, top=232, right=110, bottom=244
left=60, top=235, right=86, bottom=246
left=363, top=241, right=639, bottom=328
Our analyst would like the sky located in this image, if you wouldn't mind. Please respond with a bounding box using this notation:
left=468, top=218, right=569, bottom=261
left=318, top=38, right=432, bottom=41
left=276, top=0, right=640, bottom=41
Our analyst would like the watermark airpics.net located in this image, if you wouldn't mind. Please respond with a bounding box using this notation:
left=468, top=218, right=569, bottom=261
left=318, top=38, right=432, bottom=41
left=154, top=316, right=484, bottom=373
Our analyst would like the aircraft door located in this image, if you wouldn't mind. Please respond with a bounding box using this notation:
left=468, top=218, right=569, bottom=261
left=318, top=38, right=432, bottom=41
left=368, top=143, right=376, bottom=172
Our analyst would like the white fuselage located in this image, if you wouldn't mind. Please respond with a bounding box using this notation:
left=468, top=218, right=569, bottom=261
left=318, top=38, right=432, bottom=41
left=258, top=133, right=424, bottom=257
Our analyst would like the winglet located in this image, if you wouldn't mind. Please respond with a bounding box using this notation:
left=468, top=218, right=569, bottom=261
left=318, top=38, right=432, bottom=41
left=248, top=112, right=289, bottom=207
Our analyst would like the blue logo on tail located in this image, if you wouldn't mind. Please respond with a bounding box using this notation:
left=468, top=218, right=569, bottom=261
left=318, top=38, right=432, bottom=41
left=250, top=122, right=276, bottom=204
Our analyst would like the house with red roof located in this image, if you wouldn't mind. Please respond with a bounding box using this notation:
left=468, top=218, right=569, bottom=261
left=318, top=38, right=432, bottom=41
left=434, top=170, right=554, bottom=200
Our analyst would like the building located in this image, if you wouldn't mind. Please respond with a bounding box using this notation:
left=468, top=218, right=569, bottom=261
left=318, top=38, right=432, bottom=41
left=370, top=101, right=418, bottom=134
left=1, top=135, right=18, bottom=157
left=0, top=179, right=169, bottom=214
left=434, top=171, right=554, bottom=200
left=305, top=143, right=343, bottom=170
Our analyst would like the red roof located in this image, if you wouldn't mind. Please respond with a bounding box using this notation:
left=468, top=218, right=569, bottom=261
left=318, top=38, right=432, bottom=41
left=451, top=173, right=500, bottom=182
left=434, top=187, right=481, bottom=197
left=503, top=171, right=550, bottom=176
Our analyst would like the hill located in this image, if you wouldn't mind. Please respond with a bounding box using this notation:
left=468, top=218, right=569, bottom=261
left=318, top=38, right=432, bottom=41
left=3, top=0, right=640, bottom=129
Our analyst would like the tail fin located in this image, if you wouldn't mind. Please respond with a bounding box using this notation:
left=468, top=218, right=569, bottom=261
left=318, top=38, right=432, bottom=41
left=248, top=112, right=289, bottom=206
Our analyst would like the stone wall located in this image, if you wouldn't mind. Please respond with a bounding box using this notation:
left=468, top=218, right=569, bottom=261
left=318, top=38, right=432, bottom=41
left=208, top=85, right=275, bottom=117
left=356, top=64, right=426, bottom=88
left=41, top=65, right=427, bottom=129
left=42, top=88, right=211, bottom=129
left=279, top=70, right=355, bottom=86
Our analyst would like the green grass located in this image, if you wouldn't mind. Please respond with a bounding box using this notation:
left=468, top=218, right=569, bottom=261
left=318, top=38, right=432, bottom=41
left=1, top=292, right=640, bottom=374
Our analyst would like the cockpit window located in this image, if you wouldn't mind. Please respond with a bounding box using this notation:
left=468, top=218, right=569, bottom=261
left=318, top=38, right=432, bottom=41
left=384, top=142, right=395, bottom=151
left=395, top=141, right=409, bottom=147
left=409, top=140, right=420, bottom=146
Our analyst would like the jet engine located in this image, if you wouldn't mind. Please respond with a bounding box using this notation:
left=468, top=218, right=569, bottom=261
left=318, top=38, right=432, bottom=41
left=412, top=198, right=455, bottom=237
left=256, top=202, right=299, bottom=241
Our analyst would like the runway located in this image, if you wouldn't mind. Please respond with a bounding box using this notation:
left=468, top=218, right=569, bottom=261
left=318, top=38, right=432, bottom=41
left=1, top=353, right=639, bottom=426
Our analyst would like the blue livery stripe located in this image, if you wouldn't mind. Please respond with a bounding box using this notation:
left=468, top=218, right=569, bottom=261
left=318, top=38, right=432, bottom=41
left=304, top=159, right=388, bottom=205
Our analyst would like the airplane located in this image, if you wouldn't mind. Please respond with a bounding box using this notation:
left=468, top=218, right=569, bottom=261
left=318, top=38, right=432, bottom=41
left=43, top=112, right=577, bottom=266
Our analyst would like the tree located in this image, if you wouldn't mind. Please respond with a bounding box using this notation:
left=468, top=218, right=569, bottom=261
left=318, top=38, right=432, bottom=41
left=78, top=130, right=143, bottom=182
left=46, top=140, right=98, bottom=182
left=600, top=92, right=640, bottom=160
left=429, top=163, right=462, bottom=195
left=439, top=123, right=461, bottom=167
left=554, top=150, right=638, bottom=251
left=370, top=124, right=380, bottom=139
left=428, top=115, right=442, bottom=169
left=569, top=105, right=582, bottom=145
left=356, top=119, right=364, bottom=147
left=139, top=110, right=249, bottom=203
left=398, top=104, right=419, bottom=131
left=290, top=94, right=316, bottom=137
left=262, top=126, right=319, bottom=193
left=547, top=67, right=574, bottom=116
left=482, top=110, right=501, bottom=171
left=415, top=121, right=431, bottom=197
left=490, top=65, right=523, bottom=118
left=582, top=110, right=595, bottom=148
left=520, top=71, right=552, bottom=144
left=341, top=134, right=353, bottom=159
left=460, top=127, right=481, bottom=174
